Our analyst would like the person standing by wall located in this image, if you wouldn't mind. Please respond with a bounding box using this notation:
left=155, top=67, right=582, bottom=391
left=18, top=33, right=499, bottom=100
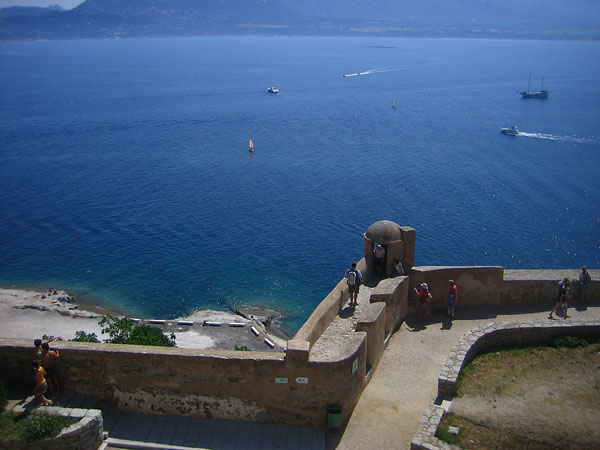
left=41, top=342, right=61, bottom=394
left=414, top=283, right=433, bottom=320
left=345, top=262, right=363, bottom=307
left=579, top=266, right=591, bottom=305
left=33, top=336, right=60, bottom=364
left=373, top=244, right=386, bottom=277
left=549, top=277, right=570, bottom=319
left=393, top=258, right=404, bottom=277
left=33, top=361, right=52, bottom=406
left=447, top=280, right=458, bottom=317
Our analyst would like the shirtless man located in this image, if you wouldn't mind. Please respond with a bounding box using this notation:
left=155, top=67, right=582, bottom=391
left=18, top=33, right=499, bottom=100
left=41, top=342, right=61, bottom=394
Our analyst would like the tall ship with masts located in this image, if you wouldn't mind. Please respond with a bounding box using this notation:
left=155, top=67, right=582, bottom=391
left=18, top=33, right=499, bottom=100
left=521, top=71, right=550, bottom=99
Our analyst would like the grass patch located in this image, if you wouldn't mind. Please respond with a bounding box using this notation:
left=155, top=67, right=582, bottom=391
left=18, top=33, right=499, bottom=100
left=0, top=411, right=77, bottom=442
left=438, top=413, right=555, bottom=449
left=457, top=342, right=599, bottom=397
left=451, top=340, right=600, bottom=449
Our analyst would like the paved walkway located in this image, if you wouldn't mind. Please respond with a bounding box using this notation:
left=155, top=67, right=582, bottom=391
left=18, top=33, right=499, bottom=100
left=326, top=296, right=600, bottom=450
left=16, top=388, right=325, bottom=450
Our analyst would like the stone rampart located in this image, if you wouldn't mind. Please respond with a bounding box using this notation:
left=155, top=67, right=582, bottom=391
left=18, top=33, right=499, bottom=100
left=502, top=269, right=600, bottom=304
left=408, top=266, right=504, bottom=311
left=408, top=267, right=599, bottom=314
left=1, top=264, right=596, bottom=430
left=0, top=335, right=366, bottom=428
left=356, top=302, right=386, bottom=371
left=369, top=276, right=409, bottom=335
left=294, top=258, right=368, bottom=346
left=0, top=408, right=103, bottom=450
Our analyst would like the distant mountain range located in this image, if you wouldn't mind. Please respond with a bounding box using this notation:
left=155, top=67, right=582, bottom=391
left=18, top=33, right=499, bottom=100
left=0, top=4, right=63, bottom=18
left=1, top=0, right=599, bottom=41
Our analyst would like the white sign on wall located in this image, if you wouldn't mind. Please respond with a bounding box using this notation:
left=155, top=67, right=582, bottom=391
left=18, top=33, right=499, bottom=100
left=296, top=377, right=309, bottom=384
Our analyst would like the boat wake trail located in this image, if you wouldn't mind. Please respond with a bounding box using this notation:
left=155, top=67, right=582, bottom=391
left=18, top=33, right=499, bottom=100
left=518, top=132, right=594, bottom=143
left=343, top=67, right=406, bottom=77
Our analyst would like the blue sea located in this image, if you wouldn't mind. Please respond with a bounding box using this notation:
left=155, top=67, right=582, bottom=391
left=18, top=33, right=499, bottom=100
left=1, top=36, right=599, bottom=334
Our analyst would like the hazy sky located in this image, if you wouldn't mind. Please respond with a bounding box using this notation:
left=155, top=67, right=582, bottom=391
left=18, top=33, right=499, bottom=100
left=0, top=0, right=84, bottom=8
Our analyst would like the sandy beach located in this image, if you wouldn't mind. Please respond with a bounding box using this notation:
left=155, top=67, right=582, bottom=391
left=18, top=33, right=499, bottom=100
left=0, top=286, right=287, bottom=350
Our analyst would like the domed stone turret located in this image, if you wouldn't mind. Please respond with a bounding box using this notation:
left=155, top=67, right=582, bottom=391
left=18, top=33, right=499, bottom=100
left=364, top=220, right=403, bottom=244
left=363, top=220, right=416, bottom=278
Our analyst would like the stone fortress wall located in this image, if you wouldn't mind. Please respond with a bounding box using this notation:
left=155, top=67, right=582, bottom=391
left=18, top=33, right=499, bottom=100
left=0, top=220, right=597, bottom=428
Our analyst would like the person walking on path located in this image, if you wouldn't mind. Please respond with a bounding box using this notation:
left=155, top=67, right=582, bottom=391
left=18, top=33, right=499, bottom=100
left=33, top=361, right=52, bottom=406
left=414, top=283, right=433, bottom=320
left=41, top=342, right=61, bottom=394
left=345, top=262, right=363, bottom=307
left=579, top=266, right=591, bottom=305
left=446, top=280, right=458, bottom=317
left=549, top=277, right=570, bottom=319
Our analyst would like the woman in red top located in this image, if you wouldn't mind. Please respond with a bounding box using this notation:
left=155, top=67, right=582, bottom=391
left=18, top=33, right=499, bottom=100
left=447, top=280, right=458, bottom=317
left=414, top=283, right=432, bottom=320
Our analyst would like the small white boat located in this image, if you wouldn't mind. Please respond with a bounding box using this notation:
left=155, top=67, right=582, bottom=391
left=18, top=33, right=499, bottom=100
left=500, top=126, right=519, bottom=136
left=267, top=87, right=279, bottom=93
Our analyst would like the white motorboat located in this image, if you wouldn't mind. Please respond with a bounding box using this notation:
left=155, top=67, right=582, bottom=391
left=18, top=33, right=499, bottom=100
left=500, top=126, right=519, bottom=136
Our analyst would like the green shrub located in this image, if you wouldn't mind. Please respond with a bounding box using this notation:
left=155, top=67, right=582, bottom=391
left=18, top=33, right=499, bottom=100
left=21, top=412, right=76, bottom=442
left=234, top=345, right=250, bottom=351
left=71, top=331, right=100, bottom=343
left=99, top=315, right=176, bottom=347
left=99, top=315, right=135, bottom=344
left=127, top=325, right=176, bottom=347
left=0, top=380, right=7, bottom=410
left=553, top=336, right=588, bottom=348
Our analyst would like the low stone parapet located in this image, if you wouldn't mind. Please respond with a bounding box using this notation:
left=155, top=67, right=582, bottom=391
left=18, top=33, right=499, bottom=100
left=369, top=276, right=408, bottom=335
left=356, top=302, right=386, bottom=371
left=412, top=318, right=600, bottom=450
left=438, top=318, right=600, bottom=398
left=410, top=404, right=458, bottom=450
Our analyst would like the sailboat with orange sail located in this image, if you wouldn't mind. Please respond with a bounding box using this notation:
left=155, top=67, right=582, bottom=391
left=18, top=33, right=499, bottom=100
left=248, top=139, right=255, bottom=152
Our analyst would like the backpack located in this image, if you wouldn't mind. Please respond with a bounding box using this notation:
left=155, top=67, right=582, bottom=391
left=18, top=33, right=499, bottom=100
left=583, top=272, right=591, bottom=283
left=347, top=270, right=358, bottom=286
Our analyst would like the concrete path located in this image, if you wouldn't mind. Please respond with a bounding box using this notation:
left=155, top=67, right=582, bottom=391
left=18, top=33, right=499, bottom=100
left=327, top=301, right=600, bottom=450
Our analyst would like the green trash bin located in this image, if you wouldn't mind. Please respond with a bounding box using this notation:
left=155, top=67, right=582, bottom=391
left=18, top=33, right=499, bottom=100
left=327, top=403, right=342, bottom=428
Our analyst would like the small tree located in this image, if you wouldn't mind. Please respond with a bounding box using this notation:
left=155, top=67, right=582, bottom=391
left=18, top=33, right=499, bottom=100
left=70, top=331, right=100, bottom=343
left=99, top=315, right=176, bottom=347
left=99, top=315, right=135, bottom=344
